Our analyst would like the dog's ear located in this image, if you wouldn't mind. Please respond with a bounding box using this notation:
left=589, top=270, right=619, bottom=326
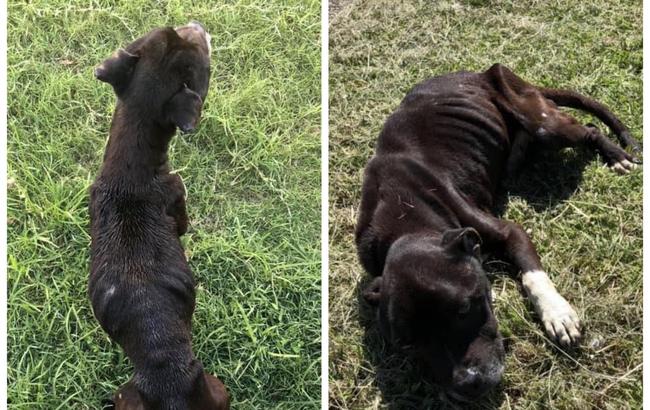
left=441, top=227, right=482, bottom=258
left=94, top=49, right=140, bottom=91
left=362, top=276, right=383, bottom=306
left=164, top=85, right=203, bottom=133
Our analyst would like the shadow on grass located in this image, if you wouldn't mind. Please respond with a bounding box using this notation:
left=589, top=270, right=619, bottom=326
left=495, top=145, right=596, bottom=215
left=354, top=147, right=596, bottom=408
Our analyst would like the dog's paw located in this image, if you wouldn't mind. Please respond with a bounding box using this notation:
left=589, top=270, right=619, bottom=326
left=536, top=292, right=581, bottom=348
left=522, top=270, right=582, bottom=348
left=609, top=159, right=638, bottom=175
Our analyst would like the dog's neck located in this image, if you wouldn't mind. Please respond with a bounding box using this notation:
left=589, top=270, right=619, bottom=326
left=100, top=102, right=176, bottom=184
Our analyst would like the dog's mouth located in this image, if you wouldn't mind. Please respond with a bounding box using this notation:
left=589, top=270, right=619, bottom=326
left=441, top=340, right=504, bottom=402
left=446, top=366, right=503, bottom=403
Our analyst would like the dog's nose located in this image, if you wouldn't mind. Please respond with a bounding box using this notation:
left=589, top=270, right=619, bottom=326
left=453, top=367, right=485, bottom=398
left=178, top=122, right=197, bottom=134
left=450, top=365, right=502, bottom=401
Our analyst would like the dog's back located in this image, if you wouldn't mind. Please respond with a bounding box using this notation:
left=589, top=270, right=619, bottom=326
left=356, top=68, right=514, bottom=275
left=88, top=178, right=199, bottom=398
left=88, top=23, right=228, bottom=409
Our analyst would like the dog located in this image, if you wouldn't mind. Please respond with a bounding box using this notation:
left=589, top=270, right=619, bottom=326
left=88, top=22, right=229, bottom=409
left=356, top=64, right=640, bottom=402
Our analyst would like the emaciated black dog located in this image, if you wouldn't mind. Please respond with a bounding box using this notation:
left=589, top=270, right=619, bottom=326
left=89, top=22, right=229, bottom=409
left=356, top=64, right=640, bottom=402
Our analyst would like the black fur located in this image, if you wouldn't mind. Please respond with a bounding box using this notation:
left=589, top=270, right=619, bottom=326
left=88, top=24, right=227, bottom=409
left=356, top=64, right=640, bottom=401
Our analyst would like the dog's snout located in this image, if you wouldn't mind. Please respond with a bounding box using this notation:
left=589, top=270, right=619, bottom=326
left=188, top=20, right=206, bottom=32
left=176, top=21, right=212, bottom=55
left=179, top=123, right=196, bottom=134
left=450, top=364, right=502, bottom=401
left=454, top=367, right=483, bottom=396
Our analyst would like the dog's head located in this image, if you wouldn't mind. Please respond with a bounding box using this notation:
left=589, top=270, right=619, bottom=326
left=364, top=228, right=504, bottom=402
left=95, top=21, right=212, bottom=133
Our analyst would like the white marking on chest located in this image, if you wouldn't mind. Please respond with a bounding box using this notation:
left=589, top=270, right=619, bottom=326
left=541, top=112, right=548, bottom=118
left=106, top=286, right=116, bottom=298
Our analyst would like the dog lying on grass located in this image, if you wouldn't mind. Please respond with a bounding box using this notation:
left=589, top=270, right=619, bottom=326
left=88, top=22, right=229, bottom=409
left=356, top=64, right=640, bottom=402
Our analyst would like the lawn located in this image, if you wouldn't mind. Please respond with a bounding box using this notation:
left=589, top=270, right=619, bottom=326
left=329, top=0, right=642, bottom=408
left=7, top=0, right=321, bottom=408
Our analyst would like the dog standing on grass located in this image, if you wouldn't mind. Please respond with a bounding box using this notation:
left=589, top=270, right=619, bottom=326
left=89, top=22, right=229, bottom=409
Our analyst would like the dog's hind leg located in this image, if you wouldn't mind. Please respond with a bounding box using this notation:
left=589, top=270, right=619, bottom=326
left=487, top=64, right=640, bottom=173
left=582, top=124, right=639, bottom=174
left=536, top=115, right=639, bottom=174
left=539, top=87, right=641, bottom=153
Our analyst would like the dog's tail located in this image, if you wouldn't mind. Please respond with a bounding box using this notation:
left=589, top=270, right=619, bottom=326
left=539, top=87, right=640, bottom=152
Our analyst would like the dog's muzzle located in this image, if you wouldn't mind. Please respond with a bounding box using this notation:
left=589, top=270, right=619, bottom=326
left=448, top=361, right=504, bottom=402
left=176, top=20, right=212, bottom=55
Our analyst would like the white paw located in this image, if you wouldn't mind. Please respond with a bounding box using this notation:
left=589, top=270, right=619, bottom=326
left=535, top=292, right=581, bottom=348
left=609, top=159, right=637, bottom=175
left=522, top=270, right=582, bottom=348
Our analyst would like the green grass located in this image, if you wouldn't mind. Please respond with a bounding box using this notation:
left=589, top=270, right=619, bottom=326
left=329, top=0, right=642, bottom=408
left=8, top=0, right=320, bottom=408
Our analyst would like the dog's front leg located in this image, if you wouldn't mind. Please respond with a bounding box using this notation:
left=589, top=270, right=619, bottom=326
left=521, top=269, right=581, bottom=348
left=448, top=190, right=582, bottom=347
left=483, top=218, right=581, bottom=348
left=163, top=173, right=189, bottom=236
left=481, top=218, right=581, bottom=348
